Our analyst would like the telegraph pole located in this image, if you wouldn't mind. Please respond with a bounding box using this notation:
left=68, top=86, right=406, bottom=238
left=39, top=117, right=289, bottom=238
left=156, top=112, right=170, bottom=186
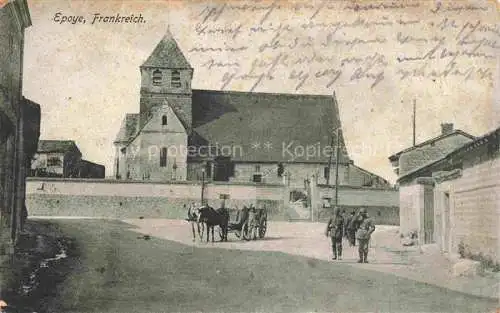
left=326, top=134, right=334, bottom=185
left=413, top=99, right=416, bottom=146
left=201, top=168, right=206, bottom=205
left=334, top=128, right=341, bottom=206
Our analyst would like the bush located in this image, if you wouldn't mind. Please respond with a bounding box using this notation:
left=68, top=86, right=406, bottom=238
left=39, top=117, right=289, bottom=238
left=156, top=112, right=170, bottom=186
left=458, top=241, right=500, bottom=272
left=458, top=242, right=466, bottom=258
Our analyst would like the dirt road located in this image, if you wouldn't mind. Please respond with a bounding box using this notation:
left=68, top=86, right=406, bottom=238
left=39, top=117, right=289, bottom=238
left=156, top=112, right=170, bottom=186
left=124, top=218, right=499, bottom=299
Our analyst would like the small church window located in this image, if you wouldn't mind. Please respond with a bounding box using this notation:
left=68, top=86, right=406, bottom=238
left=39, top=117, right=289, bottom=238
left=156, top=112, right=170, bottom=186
left=277, top=163, right=284, bottom=177
left=324, top=166, right=330, bottom=180
left=162, top=115, right=167, bottom=126
left=171, top=70, right=181, bottom=88
left=252, top=174, right=262, bottom=183
left=160, top=147, right=167, bottom=167
left=153, top=70, right=162, bottom=86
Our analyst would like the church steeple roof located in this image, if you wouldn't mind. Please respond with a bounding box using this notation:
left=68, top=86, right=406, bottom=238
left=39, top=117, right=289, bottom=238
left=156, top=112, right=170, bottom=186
left=141, top=28, right=192, bottom=69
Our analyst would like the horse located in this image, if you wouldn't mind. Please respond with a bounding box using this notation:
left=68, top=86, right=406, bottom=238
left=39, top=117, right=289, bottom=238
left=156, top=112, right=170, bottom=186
left=186, top=204, right=204, bottom=242
left=197, top=205, right=229, bottom=242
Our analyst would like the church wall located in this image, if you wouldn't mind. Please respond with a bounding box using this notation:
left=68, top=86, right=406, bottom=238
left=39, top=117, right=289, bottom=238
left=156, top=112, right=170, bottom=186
left=138, top=103, right=188, bottom=180
left=138, top=131, right=188, bottom=181
left=139, top=93, right=192, bottom=128
left=230, top=162, right=351, bottom=187
left=118, top=146, right=128, bottom=179
left=117, top=100, right=190, bottom=181
left=141, top=102, right=187, bottom=133
left=122, top=139, right=142, bottom=180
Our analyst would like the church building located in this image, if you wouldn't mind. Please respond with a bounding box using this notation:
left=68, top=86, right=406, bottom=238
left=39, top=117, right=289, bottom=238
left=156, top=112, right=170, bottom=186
left=114, top=31, right=390, bottom=188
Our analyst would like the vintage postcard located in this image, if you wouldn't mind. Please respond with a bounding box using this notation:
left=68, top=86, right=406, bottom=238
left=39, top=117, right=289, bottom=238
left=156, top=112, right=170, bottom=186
left=0, top=0, right=499, bottom=312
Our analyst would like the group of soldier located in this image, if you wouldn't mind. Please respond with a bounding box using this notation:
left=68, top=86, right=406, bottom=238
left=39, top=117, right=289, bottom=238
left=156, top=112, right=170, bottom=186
left=186, top=202, right=375, bottom=263
left=325, top=207, right=376, bottom=263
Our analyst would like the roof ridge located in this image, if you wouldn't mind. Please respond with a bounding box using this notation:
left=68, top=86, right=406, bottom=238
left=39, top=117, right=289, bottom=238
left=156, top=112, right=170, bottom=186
left=39, top=139, right=76, bottom=143
left=123, top=101, right=191, bottom=148
left=192, top=89, right=334, bottom=99
left=141, top=31, right=192, bottom=69
left=397, top=127, right=499, bottom=183
left=389, top=129, right=476, bottom=159
left=163, top=99, right=191, bottom=132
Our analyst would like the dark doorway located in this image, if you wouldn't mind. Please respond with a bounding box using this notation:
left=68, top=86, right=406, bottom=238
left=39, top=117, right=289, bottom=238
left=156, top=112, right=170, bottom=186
left=213, top=157, right=233, bottom=181
left=423, top=185, right=434, bottom=244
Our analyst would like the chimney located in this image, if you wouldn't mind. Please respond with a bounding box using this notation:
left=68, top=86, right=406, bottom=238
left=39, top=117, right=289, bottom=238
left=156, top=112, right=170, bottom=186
left=441, top=123, right=454, bottom=135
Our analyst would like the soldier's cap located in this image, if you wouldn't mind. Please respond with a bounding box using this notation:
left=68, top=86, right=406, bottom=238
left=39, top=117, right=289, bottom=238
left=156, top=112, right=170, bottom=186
left=359, top=208, right=367, bottom=213
left=0, top=300, right=7, bottom=308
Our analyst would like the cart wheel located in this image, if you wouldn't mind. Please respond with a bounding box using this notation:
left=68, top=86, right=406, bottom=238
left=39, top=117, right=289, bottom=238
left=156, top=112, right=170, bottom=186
left=259, top=219, right=267, bottom=238
left=242, top=221, right=251, bottom=241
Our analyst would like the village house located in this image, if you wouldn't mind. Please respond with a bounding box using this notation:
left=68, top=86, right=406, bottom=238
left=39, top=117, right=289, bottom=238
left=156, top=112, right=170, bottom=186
left=0, top=0, right=40, bottom=256
left=394, top=127, right=499, bottom=264
left=114, top=30, right=390, bottom=189
left=389, top=123, right=476, bottom=243
left=76, top=160, right=105, bottom=179
left=389, top=123, right=475, bottom=177
left=31, top=140, right=106, bottom=178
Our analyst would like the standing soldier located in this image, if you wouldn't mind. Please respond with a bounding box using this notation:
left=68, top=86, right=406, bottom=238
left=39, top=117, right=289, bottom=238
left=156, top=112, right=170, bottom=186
left=341, top=209, right=347, bottom=237
left=187, top=202, right=201, bottom=242
left=325, top=207, right=344, bottom=260
left=355, top=208, right=376, bottom=263
left=344, top=210, right=354, bottom=244
left=346, top=210, right=358, bottom=246
left=248, top=204, right=259, bottom=240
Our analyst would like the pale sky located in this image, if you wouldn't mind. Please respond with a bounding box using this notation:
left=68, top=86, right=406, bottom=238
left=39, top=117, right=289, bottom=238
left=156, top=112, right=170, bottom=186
left=22, top=0, right=499, bottom=182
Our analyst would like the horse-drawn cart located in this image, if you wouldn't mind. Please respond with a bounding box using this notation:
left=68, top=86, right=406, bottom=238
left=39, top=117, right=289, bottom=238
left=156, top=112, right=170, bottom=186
left=220, top=206, right=268, bottom=241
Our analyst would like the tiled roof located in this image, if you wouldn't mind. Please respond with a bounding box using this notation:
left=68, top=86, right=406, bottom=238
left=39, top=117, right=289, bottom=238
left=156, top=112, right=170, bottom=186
left=79, top=159, right=105, bottom=168
left=115, top=100, right=191, bottom=146
left=114, top=113, right=139, bottom=144
left=397, top=126, right=500, bottom=183
left=115, top=90, right=349, bottom=163
left=388, top=130, right=475, bottom=162
left=22, top=97, right=41, bottom=156
left=22, top=98, right=41, bottom=133
left=350, top=163, right=391, bottom=187
left=38, top=140, right=81, bottom=154
left=191, top=89, right=349, bottom=163
left=141, top=30, right=191, bottom=69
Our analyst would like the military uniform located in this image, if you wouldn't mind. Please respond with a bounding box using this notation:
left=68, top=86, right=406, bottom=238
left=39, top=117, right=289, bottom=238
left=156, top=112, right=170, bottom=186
left=326, top=210, right=344, bottom=260
left=248, top=206, right=258, bottom=240
left=344, top=212, right=354, bottom=244
left=347, top=212, right=360, bottom=246
left=187, top=203, right=201, bottom=241
left=355, top=213, right=375, bottom=263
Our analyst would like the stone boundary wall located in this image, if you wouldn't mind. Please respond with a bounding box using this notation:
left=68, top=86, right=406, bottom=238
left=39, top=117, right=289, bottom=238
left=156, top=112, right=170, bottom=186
left=26, top=178, right=399, bottom=224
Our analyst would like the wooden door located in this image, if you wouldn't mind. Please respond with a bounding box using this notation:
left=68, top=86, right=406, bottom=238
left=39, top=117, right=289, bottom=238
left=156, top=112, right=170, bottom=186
left=423, top=185, right=435, bottom=244
left=443, top=192, right=450, bottom=252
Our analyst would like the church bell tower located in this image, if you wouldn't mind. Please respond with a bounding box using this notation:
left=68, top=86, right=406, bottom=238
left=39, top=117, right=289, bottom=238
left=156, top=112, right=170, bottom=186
left=139, top=29, right=193, bottom=129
